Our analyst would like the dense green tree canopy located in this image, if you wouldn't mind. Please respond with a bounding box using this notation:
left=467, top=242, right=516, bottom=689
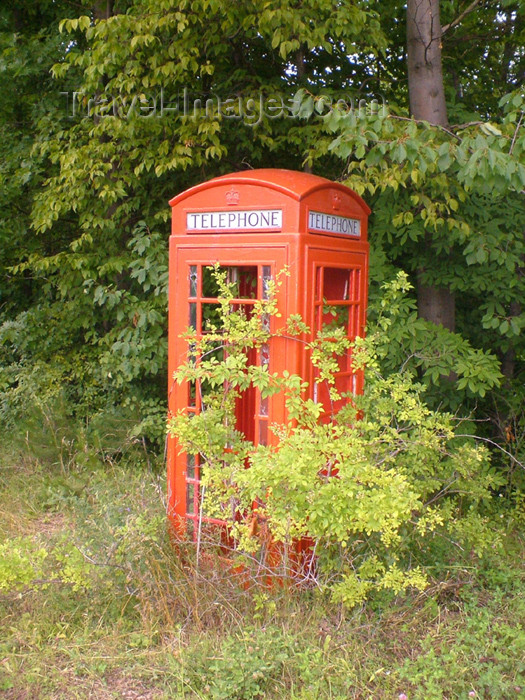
left=0, top=0, right=524, bottom=472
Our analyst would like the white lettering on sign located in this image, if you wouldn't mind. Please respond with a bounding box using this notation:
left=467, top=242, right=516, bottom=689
left=308, top=210, right=361, bottom=237
left=187, top=209, right=282, bottom=231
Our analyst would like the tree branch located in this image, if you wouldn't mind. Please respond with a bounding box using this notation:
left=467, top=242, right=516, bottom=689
left=389, top=114, right=463, bottom=142
left=441, top=0, right=481, bottom=35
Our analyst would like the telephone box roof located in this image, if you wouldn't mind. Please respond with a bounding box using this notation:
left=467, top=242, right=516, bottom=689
left=169, top=168, right=371, bottom=214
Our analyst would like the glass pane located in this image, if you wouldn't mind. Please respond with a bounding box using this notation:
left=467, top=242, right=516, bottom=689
left=188, top=342, right=197, bottom=366
left=261, top=313, right=270, bottom=333
left=258, top=420, right=268, bottom=446
left=202, top=302, right=221, bottom=331
left=323, top=304, right=349, bottom=330
left=199, top=378, right=218, bottom=408
left=260, top=394, right=268, bottom=417
left=202, top=266, right=222, bottom=298
left=233, top=266, right=257, bottom=299
left=186, top=482, right=195, bottom=515
left=202, top=340, right=225, bottom=362
left=189, top=302, right=197, bottom=330
left=230, top=302, right=255, bottom=321
left=260, top=342, right=270, bottom=366
left=188, top=380, right=196, bottom=407
left=323, top=268, right=351, bottom=301
left=202, top=265, right=258, bottom=299
left=186, top=453, right=195, bottom=479
left=189, top=265, right=198, bottom=297
left=262, top=266, right=272, bottom=300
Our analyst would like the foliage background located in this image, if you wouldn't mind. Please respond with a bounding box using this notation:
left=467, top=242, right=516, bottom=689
left=0, top=0, right=524, bottom=556
left=1, top=0, right=524, bottom=468
left=0, top=1, right=524, bottom=696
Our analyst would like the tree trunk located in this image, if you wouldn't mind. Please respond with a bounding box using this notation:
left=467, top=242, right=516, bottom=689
left=296, top=48, right=313, bottom=174
left=407, top=0, right=455, bottom=331
left=407, top=0, right=448, bottom=126
left=94, top=0, right=113, bottom=21
left=501, top=300, right=522, bottom=382
left=416, top=276, right=455, bottom=331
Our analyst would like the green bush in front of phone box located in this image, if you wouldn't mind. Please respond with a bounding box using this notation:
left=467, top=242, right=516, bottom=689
left=169, top=269, right=503, bottom=608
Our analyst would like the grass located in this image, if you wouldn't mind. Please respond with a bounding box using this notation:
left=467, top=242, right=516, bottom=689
left=1, top=438, right=524, bottom=699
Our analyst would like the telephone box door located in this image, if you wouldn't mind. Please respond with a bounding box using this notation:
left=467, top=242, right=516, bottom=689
left=306, top=249, right=368, bottom=414
left=168, top=246, right=288, bottom=532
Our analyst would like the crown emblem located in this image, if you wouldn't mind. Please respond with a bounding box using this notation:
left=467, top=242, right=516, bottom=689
left=226, top=187, right=240, bottom=206
left=332, top=192, right=341, bottom=210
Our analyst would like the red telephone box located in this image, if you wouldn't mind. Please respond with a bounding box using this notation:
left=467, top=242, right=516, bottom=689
left=167, top=169, right=370, bottom=534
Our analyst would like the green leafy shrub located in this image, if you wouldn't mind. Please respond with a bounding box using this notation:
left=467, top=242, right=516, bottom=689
left=398, top=597, right=525, bottom=699
left=0, top=221, right=169, bottom=453
left=0, top=538, right=48, bottom=592
left=169, top=270, right=504, bottom=607
left=182, top=625, right=293, bottom=700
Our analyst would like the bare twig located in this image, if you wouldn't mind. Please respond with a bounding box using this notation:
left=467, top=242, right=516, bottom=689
left=451, top=120, right=484, bottom=130
left=454, top=434, right=525, bottom=469
left=196, top=483, right=205, bottom=568
left=510, top=111, right=524, bottom=155
left=75, top=545, right=127, bottom=571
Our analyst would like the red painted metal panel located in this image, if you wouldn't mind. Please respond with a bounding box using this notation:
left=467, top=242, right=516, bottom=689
left=168, top=169, right=370, bottom=536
